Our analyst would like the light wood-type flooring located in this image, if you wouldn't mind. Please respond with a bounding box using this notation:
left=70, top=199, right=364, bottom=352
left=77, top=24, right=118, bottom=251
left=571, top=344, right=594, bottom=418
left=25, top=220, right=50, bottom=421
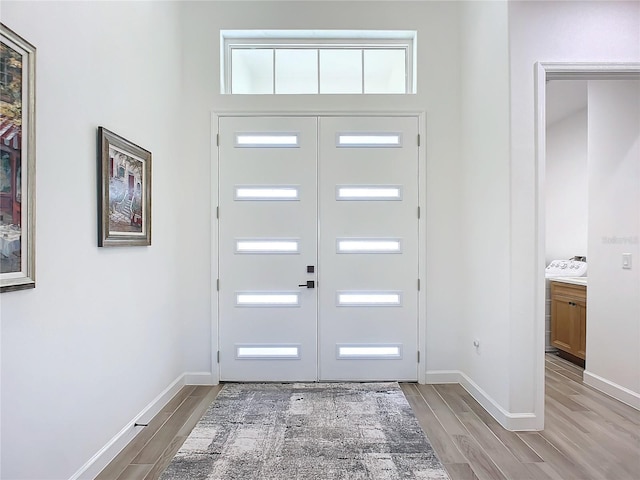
left=97, top=354, right=640, bottom=480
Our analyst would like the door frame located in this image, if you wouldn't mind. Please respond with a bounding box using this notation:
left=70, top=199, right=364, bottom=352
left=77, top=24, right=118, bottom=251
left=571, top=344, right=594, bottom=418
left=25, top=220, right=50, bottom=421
left=211, top=111, right=427, bottom=384
left=534, top=63, right=640, bottom=424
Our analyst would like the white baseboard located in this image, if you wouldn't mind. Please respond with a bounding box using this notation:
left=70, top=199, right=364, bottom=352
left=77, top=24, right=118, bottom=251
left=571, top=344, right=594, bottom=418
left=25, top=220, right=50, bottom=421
left=425, top=370, right=462, bottom=384
left=426, top=370, right=539, bottom=431
left=184, top=371, right=216, bottom=385
left=69, top=371, right=215, bottom=480
left=584, top=370, right=640, bottom=410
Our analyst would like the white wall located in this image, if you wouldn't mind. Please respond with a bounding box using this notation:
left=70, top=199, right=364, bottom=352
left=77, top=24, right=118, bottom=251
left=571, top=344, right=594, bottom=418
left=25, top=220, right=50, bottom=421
left=585, top=80, right=640, bottom=407
left=508, top=0, right=640, bottom=424
left=0, top=2, right=212, bottom=479
left=180, top=0, right=465, bottom=378
left=458, top=0, right=511, bottom=416
left=2, top=4, right=638, bottom=477
left=545, top=99, right=588, bottom=264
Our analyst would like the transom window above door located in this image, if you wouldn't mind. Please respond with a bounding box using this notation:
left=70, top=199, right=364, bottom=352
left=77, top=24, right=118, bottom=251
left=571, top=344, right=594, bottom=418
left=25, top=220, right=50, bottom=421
left=221, top=30, right=416, bottom=95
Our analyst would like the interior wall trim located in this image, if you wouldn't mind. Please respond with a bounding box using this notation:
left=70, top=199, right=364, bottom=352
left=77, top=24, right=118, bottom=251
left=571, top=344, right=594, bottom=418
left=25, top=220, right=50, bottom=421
left=68, top=372, right=213, bottom=480
left=583, top=370, right=640, bottom=411
left=426, top=370, right=538, bottom=432
left=533, top=61, right=640, bottom=436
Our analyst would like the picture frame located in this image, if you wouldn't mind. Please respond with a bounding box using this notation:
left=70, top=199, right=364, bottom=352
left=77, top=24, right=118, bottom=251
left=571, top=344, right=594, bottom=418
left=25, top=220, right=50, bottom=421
left=98, top=127, right=151, bottom=247
left=1, top=24, right=36, bottom=293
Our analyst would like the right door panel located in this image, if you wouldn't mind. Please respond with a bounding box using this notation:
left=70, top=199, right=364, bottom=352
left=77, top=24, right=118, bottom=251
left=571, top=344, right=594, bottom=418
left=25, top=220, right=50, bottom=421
left=318, top=116, right=420, bottom=381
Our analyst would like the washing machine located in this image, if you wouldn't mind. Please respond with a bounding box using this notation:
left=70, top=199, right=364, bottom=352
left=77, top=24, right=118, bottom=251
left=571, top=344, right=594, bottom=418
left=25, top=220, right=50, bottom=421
left=545, top=258, right=588, bottom=351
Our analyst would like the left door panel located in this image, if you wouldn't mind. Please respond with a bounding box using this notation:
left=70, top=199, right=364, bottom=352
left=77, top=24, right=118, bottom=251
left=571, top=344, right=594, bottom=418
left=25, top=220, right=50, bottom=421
left=218, top=117, right=318, bottom=381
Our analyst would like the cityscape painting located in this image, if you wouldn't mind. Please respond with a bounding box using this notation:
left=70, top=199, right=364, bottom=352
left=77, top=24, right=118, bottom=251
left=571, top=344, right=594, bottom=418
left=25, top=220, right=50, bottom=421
left=98, top=127, right=151, bottom=247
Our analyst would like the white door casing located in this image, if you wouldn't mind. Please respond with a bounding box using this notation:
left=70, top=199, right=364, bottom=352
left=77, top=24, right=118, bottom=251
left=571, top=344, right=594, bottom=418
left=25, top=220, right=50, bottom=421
left=217, top=114, right=421, bottom=381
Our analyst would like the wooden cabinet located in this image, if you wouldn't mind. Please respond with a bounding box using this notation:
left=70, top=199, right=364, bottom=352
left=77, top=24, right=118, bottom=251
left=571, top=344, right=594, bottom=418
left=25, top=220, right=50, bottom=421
left=551, top=281, right=586, bottom=364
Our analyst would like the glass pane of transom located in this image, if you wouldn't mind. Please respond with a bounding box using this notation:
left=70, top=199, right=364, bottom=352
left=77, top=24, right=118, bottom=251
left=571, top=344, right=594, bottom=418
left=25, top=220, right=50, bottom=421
left=231, top=48, right=274, bottom=94
left=319, top=49, right=362, bottom=94
left=275, top=49, right=318, bottom=94
left=364, top=49, right=406, bottom=94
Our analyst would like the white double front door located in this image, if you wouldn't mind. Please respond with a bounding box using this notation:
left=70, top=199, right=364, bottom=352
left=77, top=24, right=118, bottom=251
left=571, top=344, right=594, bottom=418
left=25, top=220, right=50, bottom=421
left=217, top=115, right=420, bottom=382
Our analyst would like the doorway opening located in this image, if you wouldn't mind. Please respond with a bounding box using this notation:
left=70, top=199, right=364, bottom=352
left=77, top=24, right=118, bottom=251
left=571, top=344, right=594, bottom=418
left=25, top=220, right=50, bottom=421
left=215, top=114, right=426, bottom=383
left=536, top=63, right=640, bottom=417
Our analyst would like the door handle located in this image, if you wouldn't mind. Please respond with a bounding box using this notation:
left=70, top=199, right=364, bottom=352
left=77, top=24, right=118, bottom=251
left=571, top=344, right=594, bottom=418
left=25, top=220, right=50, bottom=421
left=298, top=280, right=315, bottom=289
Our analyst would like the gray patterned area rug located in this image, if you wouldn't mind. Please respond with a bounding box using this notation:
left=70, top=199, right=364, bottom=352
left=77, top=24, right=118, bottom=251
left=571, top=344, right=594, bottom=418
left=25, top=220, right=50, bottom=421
left=160, top=382, right=450, bottom=480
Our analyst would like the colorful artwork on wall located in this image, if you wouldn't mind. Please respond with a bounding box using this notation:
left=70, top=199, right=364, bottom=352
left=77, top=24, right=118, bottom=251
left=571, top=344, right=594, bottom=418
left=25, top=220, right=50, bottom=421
left=98, top=127, right=151, bottom=247
left=1, top=23, right=35, bottom=292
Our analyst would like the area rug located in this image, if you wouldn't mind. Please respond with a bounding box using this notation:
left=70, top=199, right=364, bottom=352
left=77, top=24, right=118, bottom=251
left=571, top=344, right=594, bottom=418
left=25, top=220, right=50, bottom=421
left=160, top=382, right=450, bottom=480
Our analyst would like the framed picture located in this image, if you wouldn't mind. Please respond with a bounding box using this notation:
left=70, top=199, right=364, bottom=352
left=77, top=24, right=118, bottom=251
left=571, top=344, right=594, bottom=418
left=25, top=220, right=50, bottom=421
left=98, top=127, right=151, bottom=247
left=1, top=24, right=36, bottom=293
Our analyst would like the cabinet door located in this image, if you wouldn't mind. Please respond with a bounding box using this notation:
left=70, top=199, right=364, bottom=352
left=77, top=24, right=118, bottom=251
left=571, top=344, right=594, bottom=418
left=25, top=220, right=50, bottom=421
left=550, top=282, right=587, bottom=360
left=575, top=299, right=587, bottom=359
left=551, top=294, right=574, bottom=353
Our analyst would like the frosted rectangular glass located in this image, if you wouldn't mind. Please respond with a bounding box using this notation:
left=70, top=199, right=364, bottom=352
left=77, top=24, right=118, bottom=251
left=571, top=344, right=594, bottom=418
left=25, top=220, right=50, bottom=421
left=236, top=239, right=299, bottom=254
left=237, top=346, right=300, bottom=359
left=337, top=239, right=401, bottom=253
left=235, top=133, right=299, bottom=147
left=364, top=49, right=406, bottom=94
left=275, top=49, right=318, bottom=94
left=319, top=49, right=362, bottom=94
left=337, top=133, right=401, bottom=147
left=337, top=292, right=402, bottom=306
left=231, top=49, right=274, bottom=94
left=337, top=345, right=401, bottom=359
left=235, top=186, right=300, bottom=201
left=236, top=293, right=299, bottom=306
left=336, top=186, right=402, bottom=201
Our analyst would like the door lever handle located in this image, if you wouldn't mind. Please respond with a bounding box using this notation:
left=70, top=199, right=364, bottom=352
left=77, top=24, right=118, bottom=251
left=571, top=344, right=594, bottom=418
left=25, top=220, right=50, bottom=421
left=298, top=280, right=315, bottom=289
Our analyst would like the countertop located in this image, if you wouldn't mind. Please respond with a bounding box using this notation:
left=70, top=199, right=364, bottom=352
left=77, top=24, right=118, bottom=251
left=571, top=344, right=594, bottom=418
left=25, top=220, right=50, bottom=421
left=549, top=277, right=587, bottom=287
